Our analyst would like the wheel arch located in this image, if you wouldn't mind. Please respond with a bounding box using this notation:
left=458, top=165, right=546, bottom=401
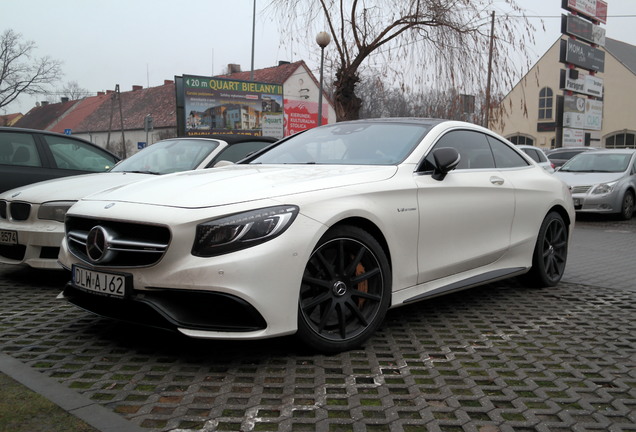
left=549, top=204, right=572, bottom=229
left=330, top=216, right=392, bottom=274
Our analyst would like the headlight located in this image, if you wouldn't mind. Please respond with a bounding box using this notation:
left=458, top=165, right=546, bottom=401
left=591, top=182, right=617, bottom=195
left=37, top=201, right=76, bottom=222
left=192, top=205, right=299, bottom=257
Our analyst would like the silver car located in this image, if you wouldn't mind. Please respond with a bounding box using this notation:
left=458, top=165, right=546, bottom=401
left=555, top=149, right=636, bottom=220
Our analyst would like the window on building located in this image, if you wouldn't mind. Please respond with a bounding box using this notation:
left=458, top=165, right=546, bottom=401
left=538, top=87, right=553, bottom=120
left=507, top=135, right=535, bottom=146
left=606, top=131, right=636, bottom=149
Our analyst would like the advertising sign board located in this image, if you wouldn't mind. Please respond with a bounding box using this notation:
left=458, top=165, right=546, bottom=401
left=559, top=69, right=603, bottom=97
left=559, top=38, right=605, bottom=72
left=562, top=95, right=603, bottom=131
left=561, top=14, right=606, bottom=46
left=181, top=75, right=284, bottom=138
left=284, top=99, right=330, bottom=136
left=562, top=128, right=587, bottom=147
left=563, top=0, right=608, bottom=23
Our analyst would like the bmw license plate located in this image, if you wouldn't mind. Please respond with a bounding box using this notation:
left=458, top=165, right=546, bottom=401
left=0, top=230, right=17, bottom=245
left=72, top=265, right=130, bottom=298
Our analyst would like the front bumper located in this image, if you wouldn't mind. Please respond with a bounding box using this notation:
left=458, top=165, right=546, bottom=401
left=572, top=192, right=620, bottom=214
left=0, top=221, right=64, bottom=269
left=58, top=207, right=326, bottom=340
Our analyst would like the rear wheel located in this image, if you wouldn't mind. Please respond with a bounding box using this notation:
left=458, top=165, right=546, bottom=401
left=619, top=191, right=634, bottom=220
left=297, top=226, right=391, bottom=353
left=523, top=212, right=568, bottom=287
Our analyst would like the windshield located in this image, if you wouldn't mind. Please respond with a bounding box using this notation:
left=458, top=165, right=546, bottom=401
left=250, top=122, right=431, bottom=165
left=560, top=153, right=632, bottom=173
left=111, top=139, right=219, bottom=174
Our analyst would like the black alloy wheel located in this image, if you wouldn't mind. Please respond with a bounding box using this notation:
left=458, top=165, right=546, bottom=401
left=297, top=226, right=391, bottom=353
left=523, top=211, right=568, bottom=287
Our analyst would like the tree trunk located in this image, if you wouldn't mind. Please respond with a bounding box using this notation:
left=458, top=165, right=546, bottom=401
left=333, top=68, right=362, bottom=121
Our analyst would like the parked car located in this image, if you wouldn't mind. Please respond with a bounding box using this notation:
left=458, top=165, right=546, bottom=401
left=517, top=145, right=555, bottom=173
left=555, top=149, right=636, bottom=220
left=0, top=127, right=120, bottom=193
left=57, top=119, right=575, bottom=353
left=547, top=146, right=599, bottom=168
left=0, top=135, right=277, bottom=269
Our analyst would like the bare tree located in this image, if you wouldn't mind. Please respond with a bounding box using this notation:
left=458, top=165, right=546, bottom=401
left=60, top=80, right=90, bottom=100
left=268, top=0, right=537, bottom=122
left=0, top=29, right=63, bottom=110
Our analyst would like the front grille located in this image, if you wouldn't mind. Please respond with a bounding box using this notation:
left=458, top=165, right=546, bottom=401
left=571, top=185, right=592, bottom=194
left=7, top=202, right=32, bottom=221
left=0, top=201, right=6, bottom=219
left=66, top=216, right=171, bottom=267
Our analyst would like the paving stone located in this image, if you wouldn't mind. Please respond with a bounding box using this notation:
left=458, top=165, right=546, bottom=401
left=1, top=217, right=636, bottom=431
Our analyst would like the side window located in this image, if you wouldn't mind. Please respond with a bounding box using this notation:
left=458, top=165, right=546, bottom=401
left=523, top=148, right=542, bottom=163
left=487, top=136, right=530, bottom=169
left=209, top=140, right=273, bottom=165
left=421, top=130, right=495, bottom=171
left=42, top=136, right=117, bottom=172
left=0, top=132, right=42, bottom=167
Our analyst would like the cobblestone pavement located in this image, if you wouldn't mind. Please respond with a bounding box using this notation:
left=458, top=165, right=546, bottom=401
left=1, top=217, right=635, bottom=432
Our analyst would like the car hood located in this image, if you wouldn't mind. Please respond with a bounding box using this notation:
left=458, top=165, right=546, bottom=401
left=554, top=171, right=624, bottom=186
left=0, top=172, right=152, bottom=204
left=83, top=165, right=399, bottom=208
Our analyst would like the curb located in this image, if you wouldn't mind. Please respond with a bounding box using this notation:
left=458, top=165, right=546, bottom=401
left=0, top=353, right=145, bottom=432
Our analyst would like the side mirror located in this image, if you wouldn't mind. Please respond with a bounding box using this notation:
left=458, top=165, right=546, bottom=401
left=432, top=147, right=461, bottom=181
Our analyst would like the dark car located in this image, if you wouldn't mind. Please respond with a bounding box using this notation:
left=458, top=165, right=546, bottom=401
left=0, top=127, right=120, bottom=193
left=547, top=147, right=599, bottom=168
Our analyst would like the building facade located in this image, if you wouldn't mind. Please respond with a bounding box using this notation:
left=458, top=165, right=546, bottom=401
left=493, top=37, right=636, bottom=150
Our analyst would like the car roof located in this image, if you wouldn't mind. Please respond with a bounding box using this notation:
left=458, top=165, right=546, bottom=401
left=0, top=126, right=98, bottom=144
left=580, top=149, right=636, bottom=155
left=334, top=118, right=447, bottom=127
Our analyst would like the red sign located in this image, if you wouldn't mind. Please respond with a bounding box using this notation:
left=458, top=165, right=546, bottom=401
left=284, top=99, right=329, bottom=136
left=565, top=0, right=607, bottom=24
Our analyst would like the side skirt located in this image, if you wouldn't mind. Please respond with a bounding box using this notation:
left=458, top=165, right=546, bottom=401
left=402, top=267, right=527, bottom=304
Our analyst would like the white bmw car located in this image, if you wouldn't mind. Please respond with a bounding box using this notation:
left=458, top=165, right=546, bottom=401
left=58, top=119, right=575, bottom=352
left=0, top=135, right=276, bottom=269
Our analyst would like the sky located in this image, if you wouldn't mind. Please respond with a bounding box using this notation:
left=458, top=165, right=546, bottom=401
left=2, top=0, right=636, bottom=115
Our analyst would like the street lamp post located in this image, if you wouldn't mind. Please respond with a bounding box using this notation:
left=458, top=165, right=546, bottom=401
left=316, top=31, right=331, bottom=126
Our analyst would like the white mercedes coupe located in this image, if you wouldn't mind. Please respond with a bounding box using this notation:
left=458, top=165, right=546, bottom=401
left=58, top=119, right=575, bottom=352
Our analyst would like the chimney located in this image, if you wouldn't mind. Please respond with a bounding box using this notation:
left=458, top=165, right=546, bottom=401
left=61, top=97, right=69, bottom=103
left=228, top=64, right=241, bottom=74
left=278, top=61, right=291, bottom=66
left=41, top=101, right=49, bottom=106
left=164, top=80, right=173, bottom=85
left=97, top=91, right=105, bottom=96
left=132, top=85, right=143, bottom=91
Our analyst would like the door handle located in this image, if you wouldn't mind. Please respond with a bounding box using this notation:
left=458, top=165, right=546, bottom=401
left=490, top=176, right=504, bottom=185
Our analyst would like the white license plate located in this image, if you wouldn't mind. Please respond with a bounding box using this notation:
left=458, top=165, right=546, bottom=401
left=72, top=265, right=130, bottom=298
left=0, top=230, right=17, bottom=245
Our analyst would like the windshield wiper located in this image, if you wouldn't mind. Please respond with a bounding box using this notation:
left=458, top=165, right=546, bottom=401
left=126, top=170, right=162, bottom=175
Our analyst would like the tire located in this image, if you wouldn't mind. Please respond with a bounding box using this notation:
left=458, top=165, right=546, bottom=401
left=522, top=211, right=568, bottom=287
left=619, top=191, right=635, bottom=220
left=297, top=225, right=391, bottom=353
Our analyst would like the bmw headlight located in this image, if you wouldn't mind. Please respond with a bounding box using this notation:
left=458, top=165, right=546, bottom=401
left=192, top=205, right=299, bottom=257
left=591, top=182, right=617, bottom=195
left=37, top=201, right=76, bottom=222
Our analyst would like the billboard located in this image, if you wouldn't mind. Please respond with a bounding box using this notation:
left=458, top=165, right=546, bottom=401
left=559, top=38, right=605, bottom=72
left=562, top=0, right=608, bottom=23
left=284, top=99, right=330, bottom=136
left=181, top=75, right=284, bottom=138
left=561, top=14, right=606, bottom=46
left=559, top=69, right=603, bottom=97
left=562, top=95, right=603, bottom=131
